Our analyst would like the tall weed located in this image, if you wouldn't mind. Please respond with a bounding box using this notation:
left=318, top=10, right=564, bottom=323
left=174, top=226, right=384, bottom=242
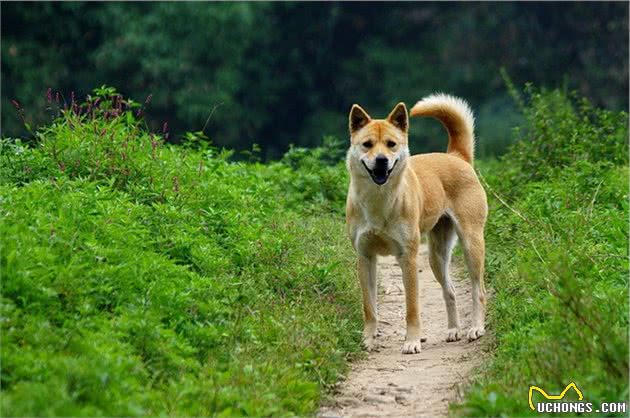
left=0, top=88, right=358, bottom=416
left=459, top=88, right=628, bottom=416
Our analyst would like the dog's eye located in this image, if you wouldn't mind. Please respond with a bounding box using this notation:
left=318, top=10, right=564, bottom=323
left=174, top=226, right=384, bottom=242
left=362, top=141, right=373, bottom=149
left=387, top=140, right=397, bottom=148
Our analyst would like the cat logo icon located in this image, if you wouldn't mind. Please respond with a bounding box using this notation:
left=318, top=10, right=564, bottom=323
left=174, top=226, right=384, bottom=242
left=528, top=382, right=583, bottom=410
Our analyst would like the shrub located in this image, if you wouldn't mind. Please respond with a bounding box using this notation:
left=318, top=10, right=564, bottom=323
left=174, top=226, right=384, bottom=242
left=458, top=88, right=628, bottom=416
left=0, top=88, right=360, bottom=416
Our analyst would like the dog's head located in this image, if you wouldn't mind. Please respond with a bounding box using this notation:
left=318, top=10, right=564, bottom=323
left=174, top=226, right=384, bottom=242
left=347, top=102, right=409, bottom=186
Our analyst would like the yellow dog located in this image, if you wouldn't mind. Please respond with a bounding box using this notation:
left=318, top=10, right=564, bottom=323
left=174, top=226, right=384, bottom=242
left=345, top=94, right=488, bottom=353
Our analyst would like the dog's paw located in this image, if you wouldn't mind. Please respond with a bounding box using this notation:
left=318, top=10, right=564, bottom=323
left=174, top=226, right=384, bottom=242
left=467, top=326, right=485, bottom=341
left=446, top=328, right=461, bottom=342
left=362, top=336, right=377, bottom=352
left=401, top=339, right=422, bottom=354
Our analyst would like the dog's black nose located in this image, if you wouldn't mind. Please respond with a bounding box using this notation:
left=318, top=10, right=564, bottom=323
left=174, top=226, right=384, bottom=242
left=375, top=155, right=388, bottom=167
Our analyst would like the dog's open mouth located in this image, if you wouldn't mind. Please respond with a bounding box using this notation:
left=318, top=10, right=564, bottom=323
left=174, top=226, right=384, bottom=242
left=362, top=159, right=398, bottom=185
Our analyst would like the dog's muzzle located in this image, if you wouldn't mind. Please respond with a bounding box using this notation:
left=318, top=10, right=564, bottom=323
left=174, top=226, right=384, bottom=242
left=362, top=157, right=398, bottom=185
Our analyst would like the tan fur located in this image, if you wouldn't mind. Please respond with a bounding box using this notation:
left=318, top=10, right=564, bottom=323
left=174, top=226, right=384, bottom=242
left=346, top=95, right=487, bottom=354
left=410, top=93, right=476, bottom=165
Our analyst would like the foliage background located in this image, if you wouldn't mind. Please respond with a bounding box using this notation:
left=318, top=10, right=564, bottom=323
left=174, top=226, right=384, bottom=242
left=2, top=2, right=628, bottom=158
left=459, top=87, right=629, bottom=416
left=1, top=90, right=361, bottom=416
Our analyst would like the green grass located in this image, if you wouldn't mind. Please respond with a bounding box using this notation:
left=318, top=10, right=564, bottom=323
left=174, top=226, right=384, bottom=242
left=458, top=87, right=629, bottom=416
left=2, top=85, right=628, bottom=417
left=1, top=88, right=360, bottom=416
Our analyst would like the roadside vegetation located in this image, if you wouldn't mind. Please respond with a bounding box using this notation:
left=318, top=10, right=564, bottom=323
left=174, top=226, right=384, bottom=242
left=1, top=84, right=627, bottom=417
left=459, top=85, right=629, bottom=416
left=1, top=88, right=359, bottom=416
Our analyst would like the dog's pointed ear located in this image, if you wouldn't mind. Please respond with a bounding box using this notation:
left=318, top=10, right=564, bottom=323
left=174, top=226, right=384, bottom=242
left=387, top=102, right=408, bottom=133
left=349, top=104, right=371, bottom=134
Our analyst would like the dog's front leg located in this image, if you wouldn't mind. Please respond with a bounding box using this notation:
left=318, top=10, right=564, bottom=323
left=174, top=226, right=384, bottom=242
left=358, top=255, right=378, bottom=351
left=398, top=250, right=422, bottom=354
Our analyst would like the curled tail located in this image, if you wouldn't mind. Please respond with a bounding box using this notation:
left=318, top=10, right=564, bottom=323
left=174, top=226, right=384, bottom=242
left=410, top=94, right=476, bottom=165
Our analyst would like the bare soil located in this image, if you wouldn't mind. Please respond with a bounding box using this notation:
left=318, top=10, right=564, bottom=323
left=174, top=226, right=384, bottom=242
left=319, top=244, right=484, bottom=418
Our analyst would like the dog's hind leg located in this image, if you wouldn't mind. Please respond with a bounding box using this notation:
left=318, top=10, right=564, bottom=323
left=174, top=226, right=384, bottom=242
left=358, top=255, right=378, bottom=350
left=454, top=222, right=486, bottom=341
left=429, top=216, right=461, bottom=342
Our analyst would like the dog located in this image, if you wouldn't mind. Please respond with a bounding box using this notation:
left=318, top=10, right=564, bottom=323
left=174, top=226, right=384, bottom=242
left=345, top=94, right=488, bottom=354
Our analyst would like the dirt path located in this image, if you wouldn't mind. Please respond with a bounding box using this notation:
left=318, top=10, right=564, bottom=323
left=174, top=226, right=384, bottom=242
left=319, top=244, right=483, bottom=418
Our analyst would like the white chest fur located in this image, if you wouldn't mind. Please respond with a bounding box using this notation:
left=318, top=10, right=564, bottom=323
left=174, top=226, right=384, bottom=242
left=350, top=184, right=412, bottom=257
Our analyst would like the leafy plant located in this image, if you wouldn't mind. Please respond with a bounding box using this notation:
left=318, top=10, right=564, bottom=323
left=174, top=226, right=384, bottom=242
left=0, top=89, right=360, bottom=416
left=457, top=88, right=628, bottom=416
